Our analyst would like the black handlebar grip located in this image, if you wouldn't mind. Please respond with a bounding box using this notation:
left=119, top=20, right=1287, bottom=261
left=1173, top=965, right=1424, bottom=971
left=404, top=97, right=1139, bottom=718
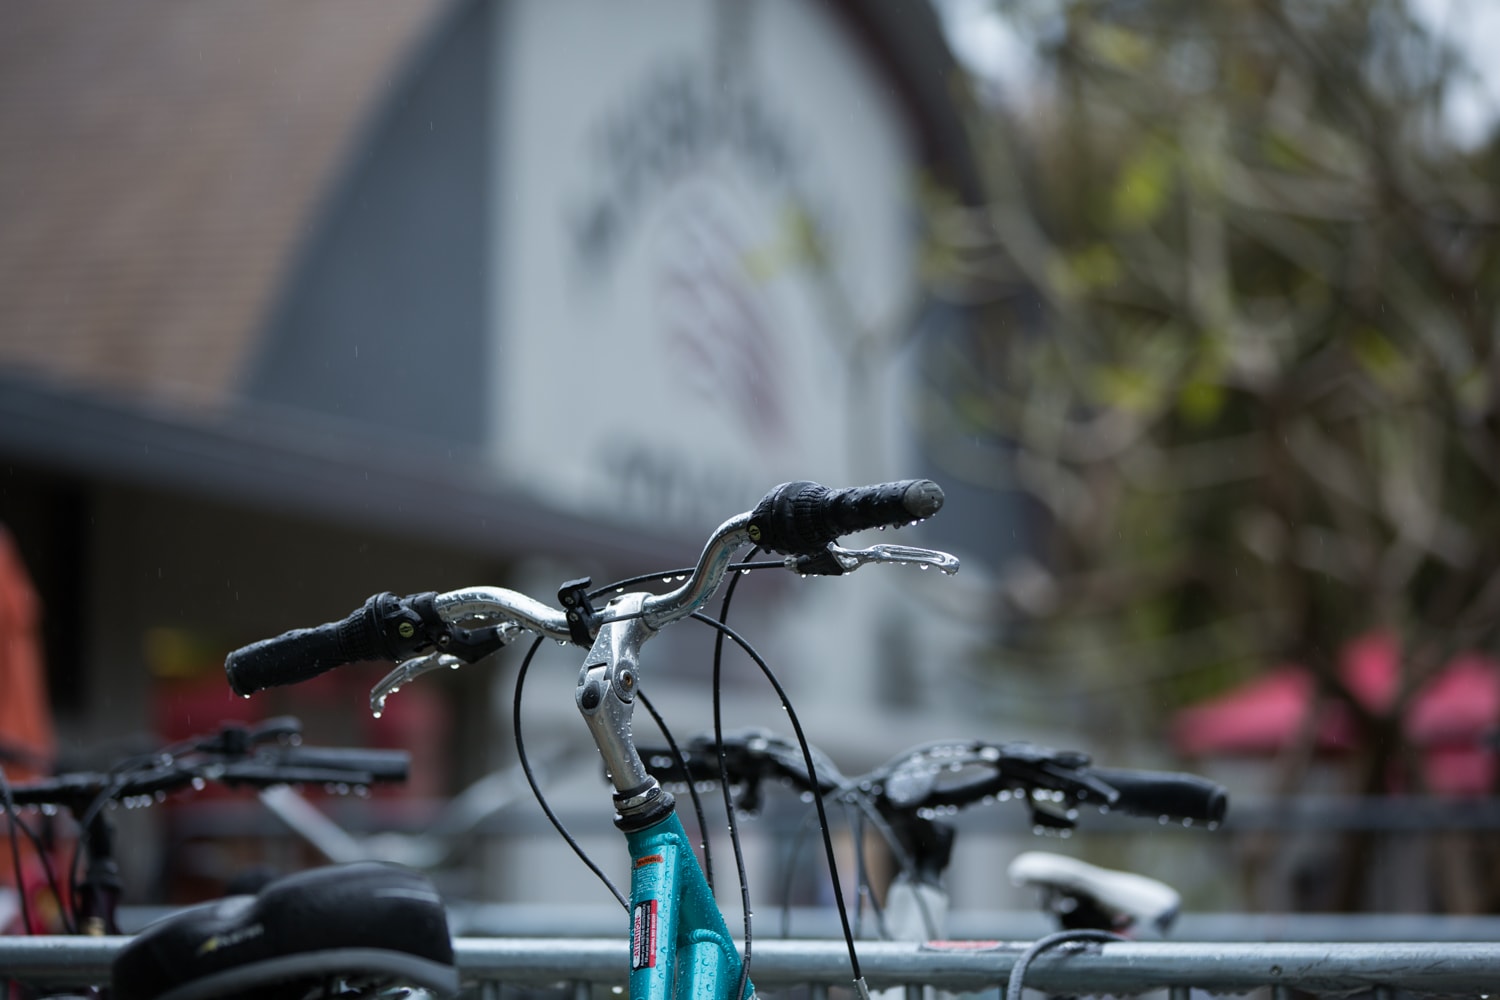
left=278, top=746, right=411, bottom=783
left=225, top=593, right=400, bottom=697
left=1088, top=768, right=1228, bottom=825
left=747, top=479, right=945, bottom=555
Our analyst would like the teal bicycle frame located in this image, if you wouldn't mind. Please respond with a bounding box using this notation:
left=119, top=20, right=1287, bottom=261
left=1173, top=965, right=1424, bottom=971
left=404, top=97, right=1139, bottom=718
left=627, top=812, right=750, bottom=1000
left=576, top=591, right=754, bottom=1000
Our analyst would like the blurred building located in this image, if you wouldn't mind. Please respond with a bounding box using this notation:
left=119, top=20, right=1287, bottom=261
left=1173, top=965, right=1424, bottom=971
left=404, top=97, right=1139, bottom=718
left=0, top=0, right=1011, bottom=904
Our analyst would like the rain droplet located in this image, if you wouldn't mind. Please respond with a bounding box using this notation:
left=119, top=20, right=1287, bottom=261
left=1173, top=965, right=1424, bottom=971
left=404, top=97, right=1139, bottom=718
left=372, top=711, right=383, bottom=720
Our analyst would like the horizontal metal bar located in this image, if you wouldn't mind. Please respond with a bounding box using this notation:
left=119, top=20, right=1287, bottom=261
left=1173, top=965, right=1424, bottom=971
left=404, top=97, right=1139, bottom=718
left=6, top=936, right=1500, bottom=994
left=428, top=901, right=1500, bottom=944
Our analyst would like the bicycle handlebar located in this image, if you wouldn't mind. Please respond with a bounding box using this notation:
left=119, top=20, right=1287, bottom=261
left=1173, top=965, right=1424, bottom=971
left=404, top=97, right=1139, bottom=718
left=641, top=730, right=1228, bottom=831
left=7, top=719, right=410, bottom=813
left=226, top=478, right=949, bottom=696
left=1085, top=767, right=1227, bottom=826
left=745, top=480, right=944, bottom=555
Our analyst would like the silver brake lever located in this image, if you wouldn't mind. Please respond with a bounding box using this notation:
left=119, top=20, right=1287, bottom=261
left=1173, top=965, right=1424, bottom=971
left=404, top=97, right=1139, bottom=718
left=800, top=543, right=960, bottom=575
left=369, top=619, right=525, bottom=716
left=370, top=652, right=465, bottom=716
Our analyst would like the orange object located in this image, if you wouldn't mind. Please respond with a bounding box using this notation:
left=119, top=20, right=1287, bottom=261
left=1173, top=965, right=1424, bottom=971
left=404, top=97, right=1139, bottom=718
left=0, top=523, right=57, bottom=900
left=0, top=524, right=53, bottom=781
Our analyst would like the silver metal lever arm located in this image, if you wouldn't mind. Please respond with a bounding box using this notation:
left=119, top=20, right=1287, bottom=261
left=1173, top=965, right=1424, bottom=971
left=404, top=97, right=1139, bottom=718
left=818, top=543, right=961, bottom=575
left=371, top=651, right=466, bottom=716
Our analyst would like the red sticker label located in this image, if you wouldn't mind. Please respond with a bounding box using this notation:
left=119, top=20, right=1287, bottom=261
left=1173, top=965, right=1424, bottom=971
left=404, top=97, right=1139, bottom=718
left=632, top=899, right=658, bottom=969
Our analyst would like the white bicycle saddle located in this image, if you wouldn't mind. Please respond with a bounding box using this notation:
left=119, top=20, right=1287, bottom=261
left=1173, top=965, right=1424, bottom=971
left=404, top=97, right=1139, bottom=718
left=1007, top=850, right=1181, bottom=936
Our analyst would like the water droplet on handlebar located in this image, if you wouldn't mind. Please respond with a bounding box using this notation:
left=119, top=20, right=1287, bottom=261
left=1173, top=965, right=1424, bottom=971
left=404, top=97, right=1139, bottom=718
left=191, top=777, right=206, bottom=791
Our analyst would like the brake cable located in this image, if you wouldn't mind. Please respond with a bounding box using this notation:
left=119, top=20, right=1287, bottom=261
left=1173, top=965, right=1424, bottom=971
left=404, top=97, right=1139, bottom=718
left=511, top=633, right=628, bottom=910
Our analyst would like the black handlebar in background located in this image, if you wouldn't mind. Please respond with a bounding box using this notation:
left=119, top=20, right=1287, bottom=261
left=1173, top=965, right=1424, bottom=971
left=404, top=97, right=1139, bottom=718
left=641, top=732, right=1230, bottom=831
left=1086, top=767, right=1228, bottom=826
left=747, top=479, right=945, bottom=555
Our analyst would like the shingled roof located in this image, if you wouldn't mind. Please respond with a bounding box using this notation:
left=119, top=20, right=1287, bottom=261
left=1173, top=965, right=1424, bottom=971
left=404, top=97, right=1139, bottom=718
left=0, top=0, right=448, bottom=412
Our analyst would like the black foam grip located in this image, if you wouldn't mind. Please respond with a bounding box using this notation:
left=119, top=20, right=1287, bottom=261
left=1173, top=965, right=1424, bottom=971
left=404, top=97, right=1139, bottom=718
left=747, top=479, right=945, bottom=555
left=1088, top=768, right=1228, bottom=824
left=225, top=594, right=395, bottom=697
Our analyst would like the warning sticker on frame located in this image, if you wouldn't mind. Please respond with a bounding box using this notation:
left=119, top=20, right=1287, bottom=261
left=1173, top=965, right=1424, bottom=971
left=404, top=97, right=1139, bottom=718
left=632, top=899, right=659, bottom=970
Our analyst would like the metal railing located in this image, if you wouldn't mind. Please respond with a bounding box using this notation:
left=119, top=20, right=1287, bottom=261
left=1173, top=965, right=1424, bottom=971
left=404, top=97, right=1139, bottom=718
left=5, top=936, right=1500, bottom=997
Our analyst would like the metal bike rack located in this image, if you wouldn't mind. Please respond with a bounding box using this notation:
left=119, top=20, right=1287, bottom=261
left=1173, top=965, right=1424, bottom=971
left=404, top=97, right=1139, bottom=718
left=5, top=936, right=1500, bottom=997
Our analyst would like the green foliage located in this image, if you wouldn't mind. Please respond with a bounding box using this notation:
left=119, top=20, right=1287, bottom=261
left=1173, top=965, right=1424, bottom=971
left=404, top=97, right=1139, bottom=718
left=922, top=0, right=1500, bottom=745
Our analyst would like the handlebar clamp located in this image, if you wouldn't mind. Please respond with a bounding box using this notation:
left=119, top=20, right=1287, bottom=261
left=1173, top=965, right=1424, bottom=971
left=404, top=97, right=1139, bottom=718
left=557, top=578, right=600, bottom=647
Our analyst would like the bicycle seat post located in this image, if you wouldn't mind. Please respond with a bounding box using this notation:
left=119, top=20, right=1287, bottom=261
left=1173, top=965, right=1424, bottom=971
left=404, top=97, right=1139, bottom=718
left=575, top=592, right=674, bottom=831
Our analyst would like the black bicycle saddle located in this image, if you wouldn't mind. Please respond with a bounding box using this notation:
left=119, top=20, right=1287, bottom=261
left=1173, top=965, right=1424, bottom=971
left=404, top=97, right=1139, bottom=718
left=111, top=861, right=458, bottom=1000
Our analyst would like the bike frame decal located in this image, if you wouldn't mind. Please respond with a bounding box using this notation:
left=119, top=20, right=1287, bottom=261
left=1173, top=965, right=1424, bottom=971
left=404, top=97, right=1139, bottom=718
left=632, top=899, right=659, bottom=969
